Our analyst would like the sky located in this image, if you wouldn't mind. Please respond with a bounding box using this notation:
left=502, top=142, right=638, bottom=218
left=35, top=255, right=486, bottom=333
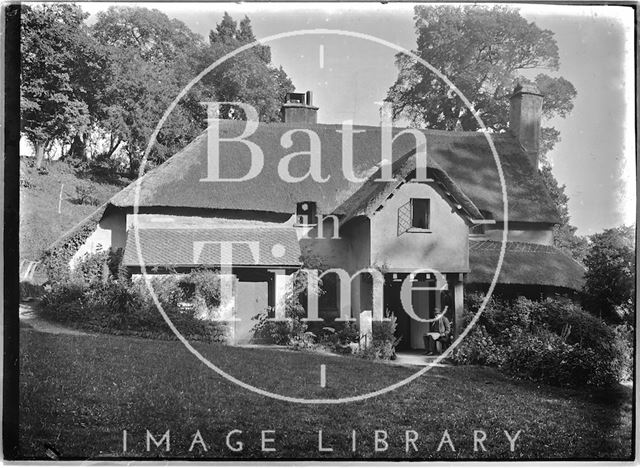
left=82, top=2, right=636, bottom=235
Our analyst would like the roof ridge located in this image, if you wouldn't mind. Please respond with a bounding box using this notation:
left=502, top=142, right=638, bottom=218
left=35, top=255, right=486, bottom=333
left=215, top=119, right=515, bottom=138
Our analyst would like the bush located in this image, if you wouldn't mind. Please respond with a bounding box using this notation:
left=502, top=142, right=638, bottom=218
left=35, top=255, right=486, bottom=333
left=355, top=312, right=401, bottom=361
left=40, top=282, right=86, bottom=323
left=39, top=278, right=228, bottom=343
left=309, top=322, right=360, bottom=354
left=72, top=184, right=100, bottom=206
left=451, top=325, right=507, bottom=366
left=187, top=269, right=222, bottom=318
left=135, top=275, right=186, bottom=309
left=530, top=298, right=615, bottom=349
left=501, top=331, right=620, bottom=387
left=252, top=270, right=310, bottom=345
left=252, top=306, right=309, bottom=346
left=72, top=249, right=124, bottom=285
left=20, top=281, right=45, bottom=300
left=454, top=293, right=629, bottom=388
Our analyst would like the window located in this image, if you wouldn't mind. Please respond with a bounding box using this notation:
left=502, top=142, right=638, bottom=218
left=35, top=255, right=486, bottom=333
left=296, top=201, right=317, bottom=225
left=411, top=198, right=430, bottom=229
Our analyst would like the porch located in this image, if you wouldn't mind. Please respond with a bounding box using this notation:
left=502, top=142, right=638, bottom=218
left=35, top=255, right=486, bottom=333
left=383, top=272, right=464, bottom=352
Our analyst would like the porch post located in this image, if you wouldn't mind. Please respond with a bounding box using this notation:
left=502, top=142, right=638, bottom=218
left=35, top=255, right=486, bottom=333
left=452, top=273, right=464, bottom=338
left=268, top=269, right=289, bottom=320
left=219, top=273, right=238, bottom=343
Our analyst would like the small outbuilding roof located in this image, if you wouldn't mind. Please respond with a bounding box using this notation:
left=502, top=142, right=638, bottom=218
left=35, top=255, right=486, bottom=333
left=468, top=240, right=585, bottom=291
left=110, top=121, right=560, bottom=224
left=123, top=226, right=302, bottom=267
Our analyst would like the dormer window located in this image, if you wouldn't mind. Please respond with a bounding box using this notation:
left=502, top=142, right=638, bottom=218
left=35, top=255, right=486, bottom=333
left=411, top=198, right=430, bottom=230
left=296, top=201, right=317, bottom=226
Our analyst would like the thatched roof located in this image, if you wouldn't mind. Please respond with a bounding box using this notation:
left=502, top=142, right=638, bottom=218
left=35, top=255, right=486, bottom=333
left=468, top=240, right=585, bottom=291
left=122, top=226, right=302, bottom=267
left=338, top=151, right=484, bottom=224
left=110, top=121, right=560, bottom=224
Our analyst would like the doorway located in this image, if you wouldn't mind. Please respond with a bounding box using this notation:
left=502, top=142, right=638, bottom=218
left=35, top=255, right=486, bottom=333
left=384, top=273, right=437, bottom=350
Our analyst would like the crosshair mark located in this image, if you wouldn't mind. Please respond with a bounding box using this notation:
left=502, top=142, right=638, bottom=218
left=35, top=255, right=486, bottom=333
left=271, top=243, right=286, bottom=258
left=320, top=364, right=326, bottom=388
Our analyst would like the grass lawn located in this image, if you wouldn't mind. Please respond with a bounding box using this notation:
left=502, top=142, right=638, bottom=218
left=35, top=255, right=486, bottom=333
left=20, top=160, right=127, bottom=262
left=19, top=328, right=634, bottom=460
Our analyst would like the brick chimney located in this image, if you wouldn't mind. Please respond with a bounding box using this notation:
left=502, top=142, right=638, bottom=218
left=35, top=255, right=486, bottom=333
left=509, top=83, right=543, bottom=169
left=281, top=91, right=318, bottom=124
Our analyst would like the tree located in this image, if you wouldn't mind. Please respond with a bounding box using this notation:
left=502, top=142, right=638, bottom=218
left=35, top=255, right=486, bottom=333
left=538, top=165, right=588, bottom=262
left=583, top=225, right=636, bottom=323
left=387, top=5, right=576, bottom=143
left=200, top=12, right=294, bottom=122
left=92, top=6, right=207, bottom=175
left=20, top=4, right=107, bottom=167
left=91, top=9, right=294, bottom=176
left=387, top=5, right=584, bottom=258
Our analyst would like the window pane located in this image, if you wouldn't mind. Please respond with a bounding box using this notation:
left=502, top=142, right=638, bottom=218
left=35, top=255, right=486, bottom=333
left=411, top=198, right=429, bottom=229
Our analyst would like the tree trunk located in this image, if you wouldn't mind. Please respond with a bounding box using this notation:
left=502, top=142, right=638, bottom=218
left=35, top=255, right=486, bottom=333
left=128, top=155, right=140, bottom=179
left=69, top=134, right=87, bottom=161
left=105, top=137, right=122, bottom=159
left=34, top=142, right=45, bottom=169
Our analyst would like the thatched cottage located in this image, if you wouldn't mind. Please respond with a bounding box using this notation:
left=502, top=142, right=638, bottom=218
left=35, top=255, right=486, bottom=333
left=51, top=85, right=584, bottom=348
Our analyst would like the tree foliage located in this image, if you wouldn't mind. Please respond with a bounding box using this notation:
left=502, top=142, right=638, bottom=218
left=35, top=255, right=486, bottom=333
left=92, top=6, right=208, bottom=174
left=200, top=12, right=294, bottom=122
left=21, top=7, right=295, bottom=176
left=387, top=5, right=584, bottom=258
left=583, top=225, right=636, bottom=324
left=20, top=4, right=107, bottom=167
left=387, top=5, right=576, bottom=143
left=538, top=165, right=588, bottom=262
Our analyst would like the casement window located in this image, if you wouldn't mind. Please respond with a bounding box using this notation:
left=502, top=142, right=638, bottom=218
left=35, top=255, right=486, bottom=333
left=411, top=198, right=430, bottom=230
left=295, top=201, right=317, bottom=226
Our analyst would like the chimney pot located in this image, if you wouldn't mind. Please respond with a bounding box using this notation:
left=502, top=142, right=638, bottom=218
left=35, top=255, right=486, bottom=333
left=282, top=90, right=318, bottom=124
left=509, top=83, right=543, bottom=169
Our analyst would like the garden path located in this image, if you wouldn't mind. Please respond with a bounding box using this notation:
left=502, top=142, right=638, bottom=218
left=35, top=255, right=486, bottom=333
left=19, top=302, right=92, bottom=336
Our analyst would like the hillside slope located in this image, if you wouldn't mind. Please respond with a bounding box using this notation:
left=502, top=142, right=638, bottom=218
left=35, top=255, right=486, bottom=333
left=20, top=160, right=128, bottom=262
